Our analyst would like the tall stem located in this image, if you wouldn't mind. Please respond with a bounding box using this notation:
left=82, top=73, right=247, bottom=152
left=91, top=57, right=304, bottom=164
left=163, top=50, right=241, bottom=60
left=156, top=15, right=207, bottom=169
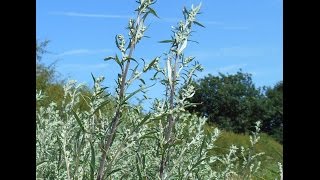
left=160, top=53, right=178, bottom=179
left=96, top=43, right=135, bottom=180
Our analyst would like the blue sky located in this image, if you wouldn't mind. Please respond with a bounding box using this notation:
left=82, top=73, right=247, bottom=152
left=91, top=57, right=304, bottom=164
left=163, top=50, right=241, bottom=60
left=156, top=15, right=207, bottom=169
left=37, top=0, right=282, bottom=109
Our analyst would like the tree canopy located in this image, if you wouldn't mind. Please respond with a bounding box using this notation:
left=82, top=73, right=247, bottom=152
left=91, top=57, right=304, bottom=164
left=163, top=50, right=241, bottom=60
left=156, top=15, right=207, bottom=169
left=187, top=71, right=283, bottom=143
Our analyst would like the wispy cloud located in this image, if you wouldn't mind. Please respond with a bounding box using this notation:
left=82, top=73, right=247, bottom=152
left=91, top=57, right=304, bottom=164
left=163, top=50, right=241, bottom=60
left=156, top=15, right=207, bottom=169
left=57, top=48, right=112, bottom=56
left=190, top=47, right=265, bottom=60
left=60, top=63, right=108, bottom=70
left=50, top=11, right=230, bottom=29
left=50, top=11, right=132, bottom=19
left=153, top=17, right=240, bottom=28
left=50, top=11, right=248, bottom=33
left=152, top=17, right=222, bottom=25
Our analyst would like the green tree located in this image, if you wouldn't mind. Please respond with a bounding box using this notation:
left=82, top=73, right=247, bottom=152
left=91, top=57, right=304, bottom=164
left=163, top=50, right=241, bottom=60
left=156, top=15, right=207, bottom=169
left=36, top=40, right=67, bottom=109
left=187, top=71, right=283, bottom=143
left=187, top=70, right=264, bottom=133
left=262, top=81, right=283, bottom=143
left=36, top=40, right=106, bottom=112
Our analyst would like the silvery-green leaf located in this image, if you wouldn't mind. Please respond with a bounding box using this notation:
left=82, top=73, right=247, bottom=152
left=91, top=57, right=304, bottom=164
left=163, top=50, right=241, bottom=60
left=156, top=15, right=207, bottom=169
left=159, top=39, right=174, bottom=43
left=121, top=84, right=154, bottom=104
left=177, top=39, right=188, bottom=55
left=114, top=54, right=123, bottom=69
left=104, top=56, right=114, bottom=61
left=193, top=21, right=205, bottom=28
left=139, top=78, right=146, bottom=84
left=72, top=110, right=86, bottom=133
left=148, top=7, right=159, bottom=18
left=143, top=57, right=159, bottom=72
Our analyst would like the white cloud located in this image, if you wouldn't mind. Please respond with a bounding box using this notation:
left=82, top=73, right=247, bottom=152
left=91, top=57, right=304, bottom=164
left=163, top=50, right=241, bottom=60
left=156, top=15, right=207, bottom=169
left=51, top=12, right=236, bottom=30
left=50, top=11, right=247, bottom=32
left=60, top=63, right=108, bottom=70
left=57, top=49, right=112, bottom=56
left=147, top=15, right=222, bottom=26
left=190, top=47, right=265, bottom=60
left=50, top=12, right=132, bottom=19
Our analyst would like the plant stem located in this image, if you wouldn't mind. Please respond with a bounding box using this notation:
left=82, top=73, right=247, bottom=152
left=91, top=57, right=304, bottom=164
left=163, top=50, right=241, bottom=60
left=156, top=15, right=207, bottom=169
left=167, top=54, right=178, bottom=139
left=96, top=43, right=135, bottom=180
left=62, top=136, right=71, bottom=180
left=160, top=53, right=178, bottom=179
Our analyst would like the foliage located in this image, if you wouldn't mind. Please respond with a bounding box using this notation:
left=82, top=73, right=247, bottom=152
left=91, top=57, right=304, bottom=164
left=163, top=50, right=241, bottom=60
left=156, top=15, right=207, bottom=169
left=262, top=81, right=283, bottom=143
left=36, top=40, right=112, bottom=112
left=36, top=1, right=283, bottom=179
left=187, top=71, right=262, bottom=133
left=187, top=71, right=283, bottom=143
left=206, top=124, right=283, bottom=179
left=36, top=39, right=65, bottom=108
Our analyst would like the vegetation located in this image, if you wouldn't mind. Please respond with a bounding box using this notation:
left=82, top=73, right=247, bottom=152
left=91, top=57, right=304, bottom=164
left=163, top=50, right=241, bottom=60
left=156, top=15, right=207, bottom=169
left=36, top=40, right=114, bottom=112
left=36, top=1, right=283, bottom=179
left=204, top=123, right=282, bottom=179
left=187, top=72, right=283, bottom=143
left=262, top=81, right=283, bottom=143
